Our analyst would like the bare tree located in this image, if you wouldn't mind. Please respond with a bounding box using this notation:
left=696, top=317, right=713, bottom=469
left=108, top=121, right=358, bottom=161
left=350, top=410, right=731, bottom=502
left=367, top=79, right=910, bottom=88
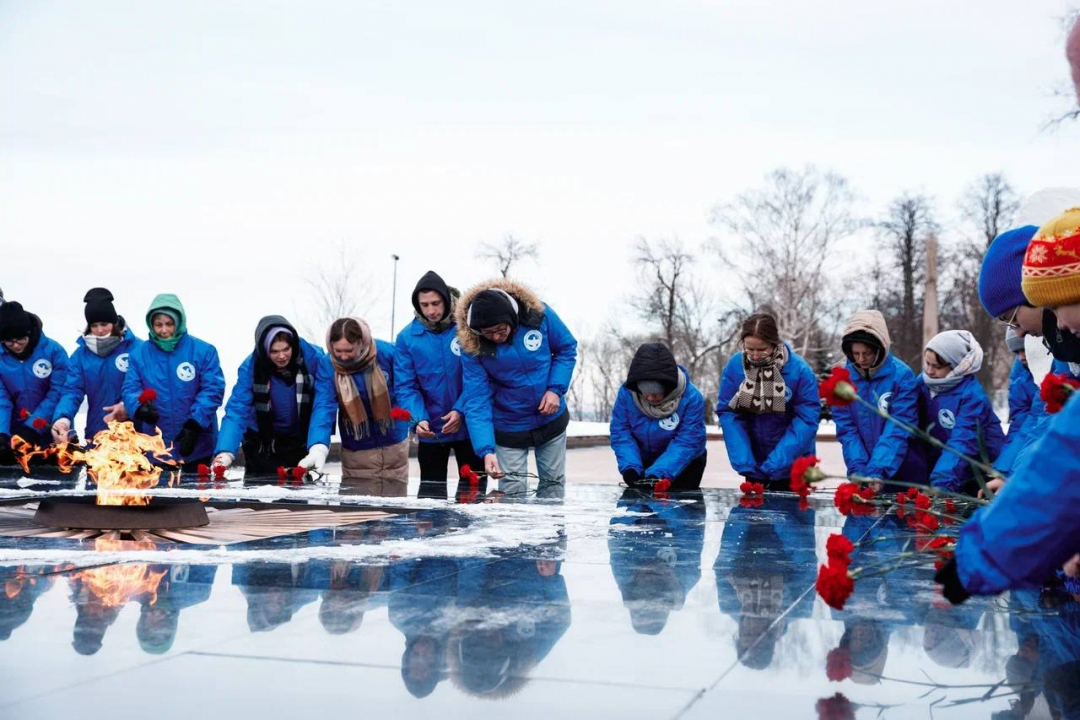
left=475, top=234, right=539, bottom=278
left=297, top=241, right=380, bottom=338
left=942, top=173, right=1020, bottom=393
left=710, top=166, right=861, bottom=358
left=878, top=193, right=938, bottom=370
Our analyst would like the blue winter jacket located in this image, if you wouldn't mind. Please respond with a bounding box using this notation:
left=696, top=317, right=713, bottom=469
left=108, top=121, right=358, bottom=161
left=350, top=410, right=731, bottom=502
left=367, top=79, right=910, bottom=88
left=610, top=368, right=706, bottom=479
left=394, top=319, right=468, bottom=443
left=217, top=339, right=337, bottom=455
left=122, top=334, right=225, bottom=463
left=460, top=306, right=577, bottom=458
left=831, top=354, right=927, bottom=483
left=337, top=339, right=409, bottom=452
left=955, top=392, right=1080, bottom=596
left=1010, top=359, right=1079, bottom=473
left=716, top=345, right=820, bottom=482
left=0, top=333, right=70, bottom=442
left=994, top=358, right=1037, bottom=475
left=922, top=374, right=1005, bottom=492
left=53, top=330, right=143, bottom=440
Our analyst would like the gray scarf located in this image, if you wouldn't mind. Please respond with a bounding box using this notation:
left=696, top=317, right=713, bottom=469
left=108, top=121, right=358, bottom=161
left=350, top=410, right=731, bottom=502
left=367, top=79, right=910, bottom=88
left=728, top=344, right=789, bottom=415
left=923, top=330, right=983, bottom=398
left=84, top=334, right=122, bottom=358
left=632, top=369, right=687, bottom=420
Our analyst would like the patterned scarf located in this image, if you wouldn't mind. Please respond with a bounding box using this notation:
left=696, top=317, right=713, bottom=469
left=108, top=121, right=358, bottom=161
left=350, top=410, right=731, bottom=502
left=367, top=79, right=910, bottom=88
left=327, top=318, right=392, bottom=439
left=253, top=343, right=313, bottom=448
left=728, top=344, right=789, bottom=415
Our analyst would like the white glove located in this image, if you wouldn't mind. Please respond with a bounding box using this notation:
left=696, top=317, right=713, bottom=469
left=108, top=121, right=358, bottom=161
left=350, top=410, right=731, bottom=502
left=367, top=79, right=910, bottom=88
left=298, top=444, right=329, bottom=472
left=212, top=452, right=234, bottom=470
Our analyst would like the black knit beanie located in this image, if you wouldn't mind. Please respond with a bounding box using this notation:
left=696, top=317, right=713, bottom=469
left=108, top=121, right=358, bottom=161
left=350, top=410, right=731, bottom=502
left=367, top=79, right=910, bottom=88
left=0, top=302, right=33, bottom=341
left=467, top=290, right=519, bottom=331
left=84, top=288, right=119, bottom=326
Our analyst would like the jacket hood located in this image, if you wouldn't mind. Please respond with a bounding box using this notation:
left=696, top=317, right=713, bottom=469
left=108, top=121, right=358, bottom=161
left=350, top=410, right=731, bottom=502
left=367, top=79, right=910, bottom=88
left=145, top=293, right=187, bottom=334
left=411, top=271, right=450, bottom=313
left=842, top=310, right=891, bottom=373
left=624, top=343, right=680, bottom=391
left=254, top=315, right=300, bottom=362
left=454, top=278, right=546, bottom=356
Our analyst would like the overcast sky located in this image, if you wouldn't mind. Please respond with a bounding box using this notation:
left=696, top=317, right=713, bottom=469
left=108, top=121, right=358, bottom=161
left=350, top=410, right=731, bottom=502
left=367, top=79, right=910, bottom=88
left=1, top=0, right=1077, bottom=386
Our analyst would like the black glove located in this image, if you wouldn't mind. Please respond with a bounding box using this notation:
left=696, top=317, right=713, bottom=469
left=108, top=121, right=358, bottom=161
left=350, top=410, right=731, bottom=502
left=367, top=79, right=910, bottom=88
left=175, top=419, right=203, bottom=457
left=622, top=468, right=642, bottom=486
left=934, top=558, right=971, bottom=605
left=0, top=434, right=13, bottom=465
left=134, top=401, right=160, bottom=427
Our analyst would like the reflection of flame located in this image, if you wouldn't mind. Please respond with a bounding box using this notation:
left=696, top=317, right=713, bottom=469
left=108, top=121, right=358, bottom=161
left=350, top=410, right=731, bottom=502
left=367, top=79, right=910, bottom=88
left=72, top=539, right=167, bottom=608
left=4, top=566, right=37, bottom=599
left=13, top=421, right=174, bottom=506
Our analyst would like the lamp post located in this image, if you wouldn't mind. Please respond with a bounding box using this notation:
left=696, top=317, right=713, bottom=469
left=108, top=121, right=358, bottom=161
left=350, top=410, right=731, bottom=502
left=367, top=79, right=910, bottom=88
left=390, top=254, right=401, bottom=338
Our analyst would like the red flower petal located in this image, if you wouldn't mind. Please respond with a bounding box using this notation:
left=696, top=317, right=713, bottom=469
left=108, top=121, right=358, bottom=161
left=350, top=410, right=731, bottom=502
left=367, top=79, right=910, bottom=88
left=18, top=408, right=29, bottom=420
left=276, top=466, right=287, bottom=479
left=740, top=481, right=753, bottom=494
left=914, top=493, right=931, bottom=509
left=819, top=367, right=857, bottom=407
left=291, top=467, right=306, bottom=481
left=138, top=388, right=157, bottom=404
left=655, top=478, right=672, bottom=492
left=906, top=487, right=919, bottom=499
left=825, top=647, right=853, bottom=682
left=196, top=463, right=210, bottom=476
left=751, top=482, right=765, bottom=495
left=390, top=407, right=413, bottom=422
left=816, top=692, right=856, bottom=720
left=213, top=464, right=226, bottom=479
left=32, top=418, right=47, bottom=430
left=816, top=563, right=854, bottom=610
left=826, top=534, right=855, bottom=566
left=1040, top=373, right=1080, bottom=414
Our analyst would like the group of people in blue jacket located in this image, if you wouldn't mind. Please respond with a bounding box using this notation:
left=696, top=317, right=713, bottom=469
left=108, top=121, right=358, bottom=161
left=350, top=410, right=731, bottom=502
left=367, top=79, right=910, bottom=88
left=0, top=273, right=580, bottom=500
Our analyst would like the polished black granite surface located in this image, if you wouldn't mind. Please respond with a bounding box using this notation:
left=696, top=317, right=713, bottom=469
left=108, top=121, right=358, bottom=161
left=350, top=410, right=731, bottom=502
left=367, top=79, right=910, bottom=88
left=0, top=473, right=1075, bottom=719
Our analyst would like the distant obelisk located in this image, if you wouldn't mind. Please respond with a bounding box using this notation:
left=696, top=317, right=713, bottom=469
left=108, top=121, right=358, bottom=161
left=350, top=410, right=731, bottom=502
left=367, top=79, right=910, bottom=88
left=923, top=234, right=939, bottom=347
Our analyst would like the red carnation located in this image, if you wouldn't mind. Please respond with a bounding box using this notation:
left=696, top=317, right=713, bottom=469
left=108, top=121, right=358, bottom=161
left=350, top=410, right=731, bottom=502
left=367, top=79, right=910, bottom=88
left=826, top=534, right=855, bottom=566
left=798, top=497, right=810, bottom=512
left=825, top=647, right=853, bottom=682
left=896, top=505, right=906, bottom=519
left=655, top=478, right=672, bottom=492
left=944, top=498, right=957, bottom=514
left=276, top=466, right=287, bottom=479
left=790, top=455, right=825, bottom=495
left=906, top=487, right=919, bottom=499
left=390, top=406, right=413, bottom=422
left=138, top=388, right=157, bottom=404
left=816, top=563, right=855, bottom=610
left=919, top=513, right=940, bottom=532
left=291, top=467, right=306, bottom=481
left=752, top=482, right=765, bottom=495
left=196, top=463, right=211, bottom=476
left=834, top=483, right=860, bottom=515
left=816, top=693, right=856, bottom=720
left=460, top=464, right=481, bottom=486
left=739, top=495, right=764, bottom=508
left=1040, top=373, right=1080, bottom=414
left=819, top=367, right=857, bottom=407
left=895, top=492, right=906, bottom=504
left=18, top=408, right=29, bottom=420
left=32, top=418, right=47, bottom=431
left=740, top=481, right=753, bottom=494
left=914, top=492, right=931, bottom=510
left=213, top=464, right=226, bottom=479
left=929, top=536, right=955, bottom=554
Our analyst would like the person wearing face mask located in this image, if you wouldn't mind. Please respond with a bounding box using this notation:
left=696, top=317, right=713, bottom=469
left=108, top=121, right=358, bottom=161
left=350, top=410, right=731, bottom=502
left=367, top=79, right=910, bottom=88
left=830, top=310, right=927, bottom=489
left=716, top=312, right=820, bottom=489
left=122, top=294, right=225, bottom=467
left=51, top=288, right=142, bottom=446
left=394, top=271, right=481, bottom=499
left=213, top=316, right=337, bottom=476
left=920, top=330, right=1004, bottom=494
left=0, top=301, right=70, bottom=464
left=993, top=328, right=1037, bottom=476
left=610, top=342, right=707, bottom=490
left=327, top=316, right=409, bottom=495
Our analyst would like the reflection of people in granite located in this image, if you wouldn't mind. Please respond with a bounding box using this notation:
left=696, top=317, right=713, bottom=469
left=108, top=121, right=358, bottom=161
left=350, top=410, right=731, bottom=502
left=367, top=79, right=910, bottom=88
left=232, top=562, right=320, bottom=633
left=608, top=488, right=705, bottom=635
left=0, top=567, right=54, bottom=641
left=446, top=541, right=571, bottom=698
left=136, top=565, right=217, bottom=654
left=828, top=513, right=921, bottom=683
left=69, top=576, right=123, bottom=655
left=388, top=557, right=461, bottom=698
left=1006, top=589, right=1080, bottom=719
left=715, top=496, right=816, bottom=669
left=313, top=561, right=386, bottom=635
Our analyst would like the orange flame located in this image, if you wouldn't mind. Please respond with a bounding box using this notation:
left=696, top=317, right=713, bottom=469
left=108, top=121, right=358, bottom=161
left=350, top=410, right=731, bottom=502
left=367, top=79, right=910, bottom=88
left=14, top=421, right=175, bottom=506
left=3, top=566, right=38, bottom=600
left=72, top=538, right=167, bottom=608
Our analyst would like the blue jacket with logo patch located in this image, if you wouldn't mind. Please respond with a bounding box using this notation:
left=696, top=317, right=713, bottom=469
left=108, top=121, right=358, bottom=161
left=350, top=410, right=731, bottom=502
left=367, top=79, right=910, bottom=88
left=53, top=329, right=143, bottom=440
left=217, top=339, right=337, bottom=455
left=394, top=319, right=468, bottom=444
left=122, top=334, right=225, bottom=462
left=0, top=331, right=70, bottom=442
left=610, top=367, right=706, bottom=479
left=337, top=339, right=409, bottom=452
left=716, top=345, right=820, bottom=482
left=956, top=392, right=1080, bottom=596
left=922, top=374, right=1005, bottom=492
left=831, top=353, right=927, bottom=483
left=994, top=358, right=1038, bottom=475
left=460, top=304, right=577, bottom=458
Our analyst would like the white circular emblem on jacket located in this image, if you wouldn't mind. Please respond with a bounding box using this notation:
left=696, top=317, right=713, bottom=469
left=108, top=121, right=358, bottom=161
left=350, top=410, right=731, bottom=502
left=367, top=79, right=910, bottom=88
left=659, top=413, right=680, bottom=431
left=937, top=408, right=956, bottom=430
left=177, top=362, right=197, bottom=382
left=784, top=385, right=793, bottom=402
left=450, top=338, right=461, bottom=356
left=32, top=359, right=52, bottom=379
left=115, top=353, right=130, bottom=373
left=523, top=330, right=543, bottom=352
left=877, top=391, right=892, bottom=413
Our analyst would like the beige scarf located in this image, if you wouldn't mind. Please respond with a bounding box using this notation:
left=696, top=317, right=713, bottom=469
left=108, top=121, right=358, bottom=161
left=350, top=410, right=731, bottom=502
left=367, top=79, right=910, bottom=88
left=327, top=318, right=392, bottom=438
left=632, top=369, right=687, bottom=420
left=728, top=343, right=789, bottom=415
